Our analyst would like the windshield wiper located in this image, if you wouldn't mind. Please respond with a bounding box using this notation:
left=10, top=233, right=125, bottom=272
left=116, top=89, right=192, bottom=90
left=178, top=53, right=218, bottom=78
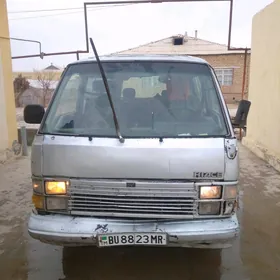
left=89, top=37, right=125, bottom=143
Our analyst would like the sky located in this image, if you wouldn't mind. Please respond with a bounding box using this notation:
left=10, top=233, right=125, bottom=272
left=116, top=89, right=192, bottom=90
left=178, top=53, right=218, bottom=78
left=7, top=0, right=273, bottom=71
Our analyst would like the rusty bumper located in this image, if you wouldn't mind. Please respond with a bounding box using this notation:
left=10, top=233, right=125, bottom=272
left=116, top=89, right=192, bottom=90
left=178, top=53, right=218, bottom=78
left=28, top=213, right=239, bottom=249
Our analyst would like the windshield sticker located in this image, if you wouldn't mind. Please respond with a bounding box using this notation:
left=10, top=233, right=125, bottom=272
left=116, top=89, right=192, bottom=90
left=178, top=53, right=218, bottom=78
left=193, top=172, right=223, bottom=179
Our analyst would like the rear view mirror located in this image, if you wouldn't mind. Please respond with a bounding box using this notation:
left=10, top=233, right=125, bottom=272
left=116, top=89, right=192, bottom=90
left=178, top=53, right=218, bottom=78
left=24, top=104, right=45, bottom=124
left=232, top=100, right=251, bottom=129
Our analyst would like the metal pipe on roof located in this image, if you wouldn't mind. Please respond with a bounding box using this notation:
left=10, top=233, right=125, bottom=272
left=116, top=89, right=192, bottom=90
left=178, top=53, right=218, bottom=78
left=11, top=3, right=90, bottom=60
left=0, top=36, right=42, bottom=53
left=227, top=0, right=251, bottom=51
left=85, top=0, right=229, bottom=4
left=239, top=47, right=248, bottom=141
left=86, top=0, right=249, bottom=52
left=0, top=36, right=44, bottom=58
left=84, top=2, right=90, bottom=53
left=241, top=48, right=248, bottom=100
left=227, top=0, right=233, bottom=50
left=9, top=0, right=247, bottom=60
left=12, top=50, right=88, bottom=60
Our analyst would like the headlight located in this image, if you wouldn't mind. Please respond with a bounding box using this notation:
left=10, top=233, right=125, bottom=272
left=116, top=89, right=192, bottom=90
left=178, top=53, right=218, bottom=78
left=45, top=181, right=68, bottom=195
left=198, top=202, right=220, bottom=215
left=200, top=186, right=221, bottom=199
left=46, top=197, right=68, bottom=210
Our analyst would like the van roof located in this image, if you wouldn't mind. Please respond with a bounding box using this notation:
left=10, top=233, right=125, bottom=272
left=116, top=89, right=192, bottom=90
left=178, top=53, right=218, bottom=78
left=69, top=54, right=208, bottom=66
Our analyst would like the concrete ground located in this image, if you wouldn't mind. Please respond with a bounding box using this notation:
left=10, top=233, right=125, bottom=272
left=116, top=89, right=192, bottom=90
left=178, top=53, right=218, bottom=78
left=0, top=144, right=280, bottom=280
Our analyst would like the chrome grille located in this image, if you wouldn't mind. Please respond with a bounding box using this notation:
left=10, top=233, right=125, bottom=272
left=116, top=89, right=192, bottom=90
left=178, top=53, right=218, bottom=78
left=69, top=180, right=197, bottom=219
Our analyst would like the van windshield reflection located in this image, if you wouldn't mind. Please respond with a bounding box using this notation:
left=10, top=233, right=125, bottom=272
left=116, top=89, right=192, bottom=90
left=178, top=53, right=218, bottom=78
left=41, top=61, right=228, bottom=138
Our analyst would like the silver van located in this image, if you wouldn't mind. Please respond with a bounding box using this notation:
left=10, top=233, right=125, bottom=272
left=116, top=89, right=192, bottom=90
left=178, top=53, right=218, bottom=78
left=24, top=54, right=249, bottom=249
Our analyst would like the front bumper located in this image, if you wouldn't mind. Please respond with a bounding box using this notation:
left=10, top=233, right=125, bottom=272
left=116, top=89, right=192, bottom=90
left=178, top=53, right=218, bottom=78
left=28, top=213, right=239, bottom=249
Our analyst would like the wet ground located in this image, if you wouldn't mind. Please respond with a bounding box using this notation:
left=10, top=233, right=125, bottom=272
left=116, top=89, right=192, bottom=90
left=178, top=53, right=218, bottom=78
left=0, top=145, right=280, bottom=280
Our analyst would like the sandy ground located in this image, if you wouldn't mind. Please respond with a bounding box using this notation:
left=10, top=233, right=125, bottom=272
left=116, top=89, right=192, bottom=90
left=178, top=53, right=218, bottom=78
left=1, top=144, right=279, bottom=280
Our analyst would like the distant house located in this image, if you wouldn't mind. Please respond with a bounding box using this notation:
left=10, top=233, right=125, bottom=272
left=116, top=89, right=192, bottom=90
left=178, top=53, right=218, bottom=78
left=114, top=32, right=251, bottom=104
left=14, top=63, right=62, bottom=107
left=13, top=63, right=63, bottom=81
left=44, top=63, right=61, bottom=71
left=18, top=87, right=43, bottom=106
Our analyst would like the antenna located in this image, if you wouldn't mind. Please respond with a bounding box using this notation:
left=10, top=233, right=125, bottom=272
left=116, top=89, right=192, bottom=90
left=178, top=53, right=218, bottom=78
left=89, top=37, right=125, bottom=143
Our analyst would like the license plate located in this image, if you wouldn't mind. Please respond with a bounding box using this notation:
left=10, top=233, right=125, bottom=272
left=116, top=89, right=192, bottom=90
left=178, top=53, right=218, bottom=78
left=97, top=233, right=167, bottom=247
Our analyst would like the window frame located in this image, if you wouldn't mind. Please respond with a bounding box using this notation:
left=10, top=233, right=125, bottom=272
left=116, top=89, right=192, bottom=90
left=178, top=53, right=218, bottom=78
left=214, top=68, right=234, bottom=86
left=38, top=61, right=232, bottom=138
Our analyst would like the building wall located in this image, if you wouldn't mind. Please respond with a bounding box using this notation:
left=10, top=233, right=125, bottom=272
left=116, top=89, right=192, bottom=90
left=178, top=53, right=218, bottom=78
left=19, top=88, right=54, bottom=107
left=19, top=88, right=42, bottom=107
left=197, top=53, right=251, bottom=104
left=243, top=0, right=280, bottom=171
left=115, top=35, right=251, bottom=105
left=0, top=0, right=18, bottom=160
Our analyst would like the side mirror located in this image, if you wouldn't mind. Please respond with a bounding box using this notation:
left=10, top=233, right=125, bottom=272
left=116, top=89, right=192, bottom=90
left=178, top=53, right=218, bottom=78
left=24, top=104, right=45, bottom=124
left=232, top=100, right=251, bottom=129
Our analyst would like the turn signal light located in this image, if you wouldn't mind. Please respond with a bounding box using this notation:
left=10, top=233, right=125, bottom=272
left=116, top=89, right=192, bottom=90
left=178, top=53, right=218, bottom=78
left=32, top=180, right=43, bottom=194
left=32, top=194, right=44, bottom=209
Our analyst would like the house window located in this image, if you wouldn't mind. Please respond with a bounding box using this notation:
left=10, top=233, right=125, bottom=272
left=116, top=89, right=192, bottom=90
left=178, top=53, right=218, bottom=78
left=173, top=37, right=184, bottom=45
left=215, top=68, right=233, bottom=86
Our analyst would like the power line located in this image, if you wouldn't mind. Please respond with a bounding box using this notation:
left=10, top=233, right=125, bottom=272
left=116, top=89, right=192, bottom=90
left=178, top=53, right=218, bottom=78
left=8, top=4, right=134, bottom=20
left=8, top=4, right=132, bottom=15
left=9, top=7, right=85, bottom=14
left=9, top=8, right=104, bottom=21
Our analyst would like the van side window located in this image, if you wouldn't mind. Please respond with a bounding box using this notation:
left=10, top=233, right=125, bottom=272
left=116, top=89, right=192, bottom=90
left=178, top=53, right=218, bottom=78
left=192, top=76, right=202, bottom=101
left=43, top=73, right=81, bottom=131
left=55, top=74, right=80, bottom=116
left=203, top=75, right=222, bottom=113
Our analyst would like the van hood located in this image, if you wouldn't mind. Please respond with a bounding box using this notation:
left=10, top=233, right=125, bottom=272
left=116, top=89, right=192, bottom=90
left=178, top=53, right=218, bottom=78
left=32, top=135, right=228, bottom=180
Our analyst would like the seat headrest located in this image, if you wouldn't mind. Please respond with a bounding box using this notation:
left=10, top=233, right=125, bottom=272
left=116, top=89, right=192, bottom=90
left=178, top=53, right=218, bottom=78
left=122, top=88, right=136, bottom=100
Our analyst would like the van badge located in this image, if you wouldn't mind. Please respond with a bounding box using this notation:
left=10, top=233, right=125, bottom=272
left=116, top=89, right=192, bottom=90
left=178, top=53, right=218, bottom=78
left=193, top=172, right=223, bottom=179
left=126, top=182, right=136, bottom=188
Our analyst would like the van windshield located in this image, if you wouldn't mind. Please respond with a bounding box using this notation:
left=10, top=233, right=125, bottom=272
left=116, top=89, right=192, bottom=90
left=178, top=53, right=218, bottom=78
left=41, top=61, right=228, bottom=138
